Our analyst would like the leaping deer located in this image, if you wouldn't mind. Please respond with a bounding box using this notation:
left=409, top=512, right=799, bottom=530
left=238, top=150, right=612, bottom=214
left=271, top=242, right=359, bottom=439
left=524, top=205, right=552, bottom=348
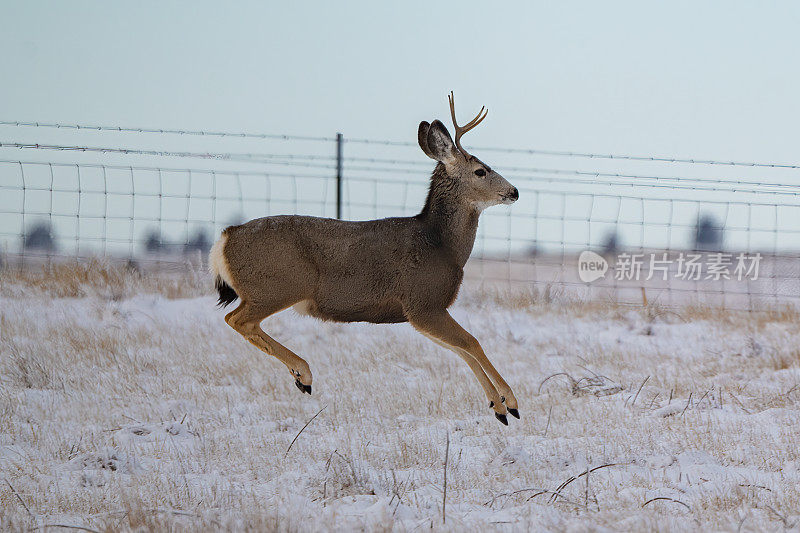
left=210, top=92, right=520, bottom=424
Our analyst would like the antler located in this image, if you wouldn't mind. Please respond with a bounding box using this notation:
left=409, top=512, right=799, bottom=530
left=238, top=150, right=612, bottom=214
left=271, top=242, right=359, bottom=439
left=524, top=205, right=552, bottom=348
left=448, top=91, right=487, bottom=157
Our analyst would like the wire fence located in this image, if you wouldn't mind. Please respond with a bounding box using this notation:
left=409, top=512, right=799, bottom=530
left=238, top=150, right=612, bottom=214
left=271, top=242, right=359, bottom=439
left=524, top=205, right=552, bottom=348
left=2, top=119, right=799, bottom=311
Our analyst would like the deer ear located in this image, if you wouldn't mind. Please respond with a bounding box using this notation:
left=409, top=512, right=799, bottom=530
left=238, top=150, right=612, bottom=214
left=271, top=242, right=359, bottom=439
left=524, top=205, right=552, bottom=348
left=425, top=120, right=458, bottom=164
left=418, top=121, right=437, bottom=160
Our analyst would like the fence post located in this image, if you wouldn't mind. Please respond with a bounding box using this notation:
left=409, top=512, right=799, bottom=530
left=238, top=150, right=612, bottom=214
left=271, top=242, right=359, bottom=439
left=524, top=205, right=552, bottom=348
left=336, top=132, right=343, bottom=219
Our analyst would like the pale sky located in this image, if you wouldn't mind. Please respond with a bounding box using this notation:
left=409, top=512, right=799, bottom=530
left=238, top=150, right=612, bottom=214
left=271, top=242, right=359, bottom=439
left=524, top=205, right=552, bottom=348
left=2, top=1, right=799, bottom=161
left=2, top=1, right=800, bottom=256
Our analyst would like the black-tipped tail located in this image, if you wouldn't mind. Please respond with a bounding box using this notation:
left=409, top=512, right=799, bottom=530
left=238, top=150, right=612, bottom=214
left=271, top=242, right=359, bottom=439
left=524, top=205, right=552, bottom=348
left=215, top=276, right=239, bottom=308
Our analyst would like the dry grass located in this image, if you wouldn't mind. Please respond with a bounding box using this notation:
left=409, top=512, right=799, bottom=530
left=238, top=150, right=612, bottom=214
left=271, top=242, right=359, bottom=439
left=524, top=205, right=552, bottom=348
left=2, top=263, right=800, bottom=531
left=0, top=258, right=208, bottom=300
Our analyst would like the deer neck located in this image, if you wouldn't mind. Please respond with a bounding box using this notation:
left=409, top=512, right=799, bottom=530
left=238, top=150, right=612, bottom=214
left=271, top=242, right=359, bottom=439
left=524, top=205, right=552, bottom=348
left=418, top=165, right=480, bottom=267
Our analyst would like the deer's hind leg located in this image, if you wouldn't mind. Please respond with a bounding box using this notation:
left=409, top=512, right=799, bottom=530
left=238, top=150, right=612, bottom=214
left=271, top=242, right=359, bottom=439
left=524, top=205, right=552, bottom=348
left=226, top=299, right=314, bottom=394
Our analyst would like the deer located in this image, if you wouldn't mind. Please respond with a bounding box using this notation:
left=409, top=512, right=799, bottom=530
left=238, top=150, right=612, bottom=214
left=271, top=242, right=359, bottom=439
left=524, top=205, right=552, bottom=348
left=209, top=92, right=520, bottom=424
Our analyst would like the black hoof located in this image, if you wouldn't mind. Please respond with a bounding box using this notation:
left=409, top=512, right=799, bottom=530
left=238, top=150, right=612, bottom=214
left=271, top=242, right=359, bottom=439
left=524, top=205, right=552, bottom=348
left=508, top=408, right=520, bottom=419
left=495, top=413, right=509, bottom=426
left=295, top=379, right=312, bottom=395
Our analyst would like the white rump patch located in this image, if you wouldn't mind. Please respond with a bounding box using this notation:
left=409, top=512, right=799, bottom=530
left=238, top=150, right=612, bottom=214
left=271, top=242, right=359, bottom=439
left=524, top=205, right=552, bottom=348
left=209, top=233, right=235, bottom=287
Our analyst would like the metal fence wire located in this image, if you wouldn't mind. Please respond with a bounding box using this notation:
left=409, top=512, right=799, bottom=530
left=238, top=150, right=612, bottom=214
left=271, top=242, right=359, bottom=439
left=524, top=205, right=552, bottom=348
left=2, top=119, right=799, bottom=311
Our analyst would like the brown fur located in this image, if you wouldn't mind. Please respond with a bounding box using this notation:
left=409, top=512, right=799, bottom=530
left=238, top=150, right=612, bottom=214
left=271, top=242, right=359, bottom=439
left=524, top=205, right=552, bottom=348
left=212, top=109, right=521, bottom=421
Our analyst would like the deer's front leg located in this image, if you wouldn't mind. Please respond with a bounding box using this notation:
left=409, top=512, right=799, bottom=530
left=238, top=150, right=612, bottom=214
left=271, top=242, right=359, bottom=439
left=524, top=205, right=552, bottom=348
left=409, top=311, right=516, bottom=425
left=461, top=339, right=520, bottom=419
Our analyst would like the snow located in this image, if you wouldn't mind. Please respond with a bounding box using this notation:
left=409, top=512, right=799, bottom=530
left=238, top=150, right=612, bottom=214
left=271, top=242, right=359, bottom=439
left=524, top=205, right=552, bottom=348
left=2, top=274, right=800, bottom=530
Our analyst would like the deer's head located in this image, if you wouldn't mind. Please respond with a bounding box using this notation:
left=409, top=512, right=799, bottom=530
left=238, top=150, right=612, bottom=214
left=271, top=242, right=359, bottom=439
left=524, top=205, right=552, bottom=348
left=418, top=92, right=518, bottom=212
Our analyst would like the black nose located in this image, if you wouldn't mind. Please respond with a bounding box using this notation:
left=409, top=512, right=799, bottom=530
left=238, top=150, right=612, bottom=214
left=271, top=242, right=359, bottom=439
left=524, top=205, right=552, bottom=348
left=509, top=187, right=519, bottom=201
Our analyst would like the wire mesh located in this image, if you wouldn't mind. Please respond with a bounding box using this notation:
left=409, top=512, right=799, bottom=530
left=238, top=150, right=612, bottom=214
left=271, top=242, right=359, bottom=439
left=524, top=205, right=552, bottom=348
left=1, top=119, right=798, bottom=311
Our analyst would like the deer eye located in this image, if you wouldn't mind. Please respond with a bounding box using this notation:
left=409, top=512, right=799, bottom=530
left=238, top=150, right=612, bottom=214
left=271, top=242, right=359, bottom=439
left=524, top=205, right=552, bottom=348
left=474, top=169, right=486, bottom=177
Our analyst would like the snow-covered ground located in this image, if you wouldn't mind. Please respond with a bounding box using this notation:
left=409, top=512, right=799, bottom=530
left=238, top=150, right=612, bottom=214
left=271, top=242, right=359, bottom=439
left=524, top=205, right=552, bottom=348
left=2, top=264, right=800, bottom=531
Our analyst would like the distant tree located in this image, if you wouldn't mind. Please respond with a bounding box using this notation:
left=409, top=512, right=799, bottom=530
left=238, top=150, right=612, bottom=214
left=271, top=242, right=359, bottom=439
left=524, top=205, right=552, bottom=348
left=144, top=230, right=163, bottom=253
left=601, top=230, right=619, bottom=255
left=23, top=222, right=56, bottom=251
left=184, top=229, right=211, bottom=255
left=694, top=214, right=723, bottom=251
